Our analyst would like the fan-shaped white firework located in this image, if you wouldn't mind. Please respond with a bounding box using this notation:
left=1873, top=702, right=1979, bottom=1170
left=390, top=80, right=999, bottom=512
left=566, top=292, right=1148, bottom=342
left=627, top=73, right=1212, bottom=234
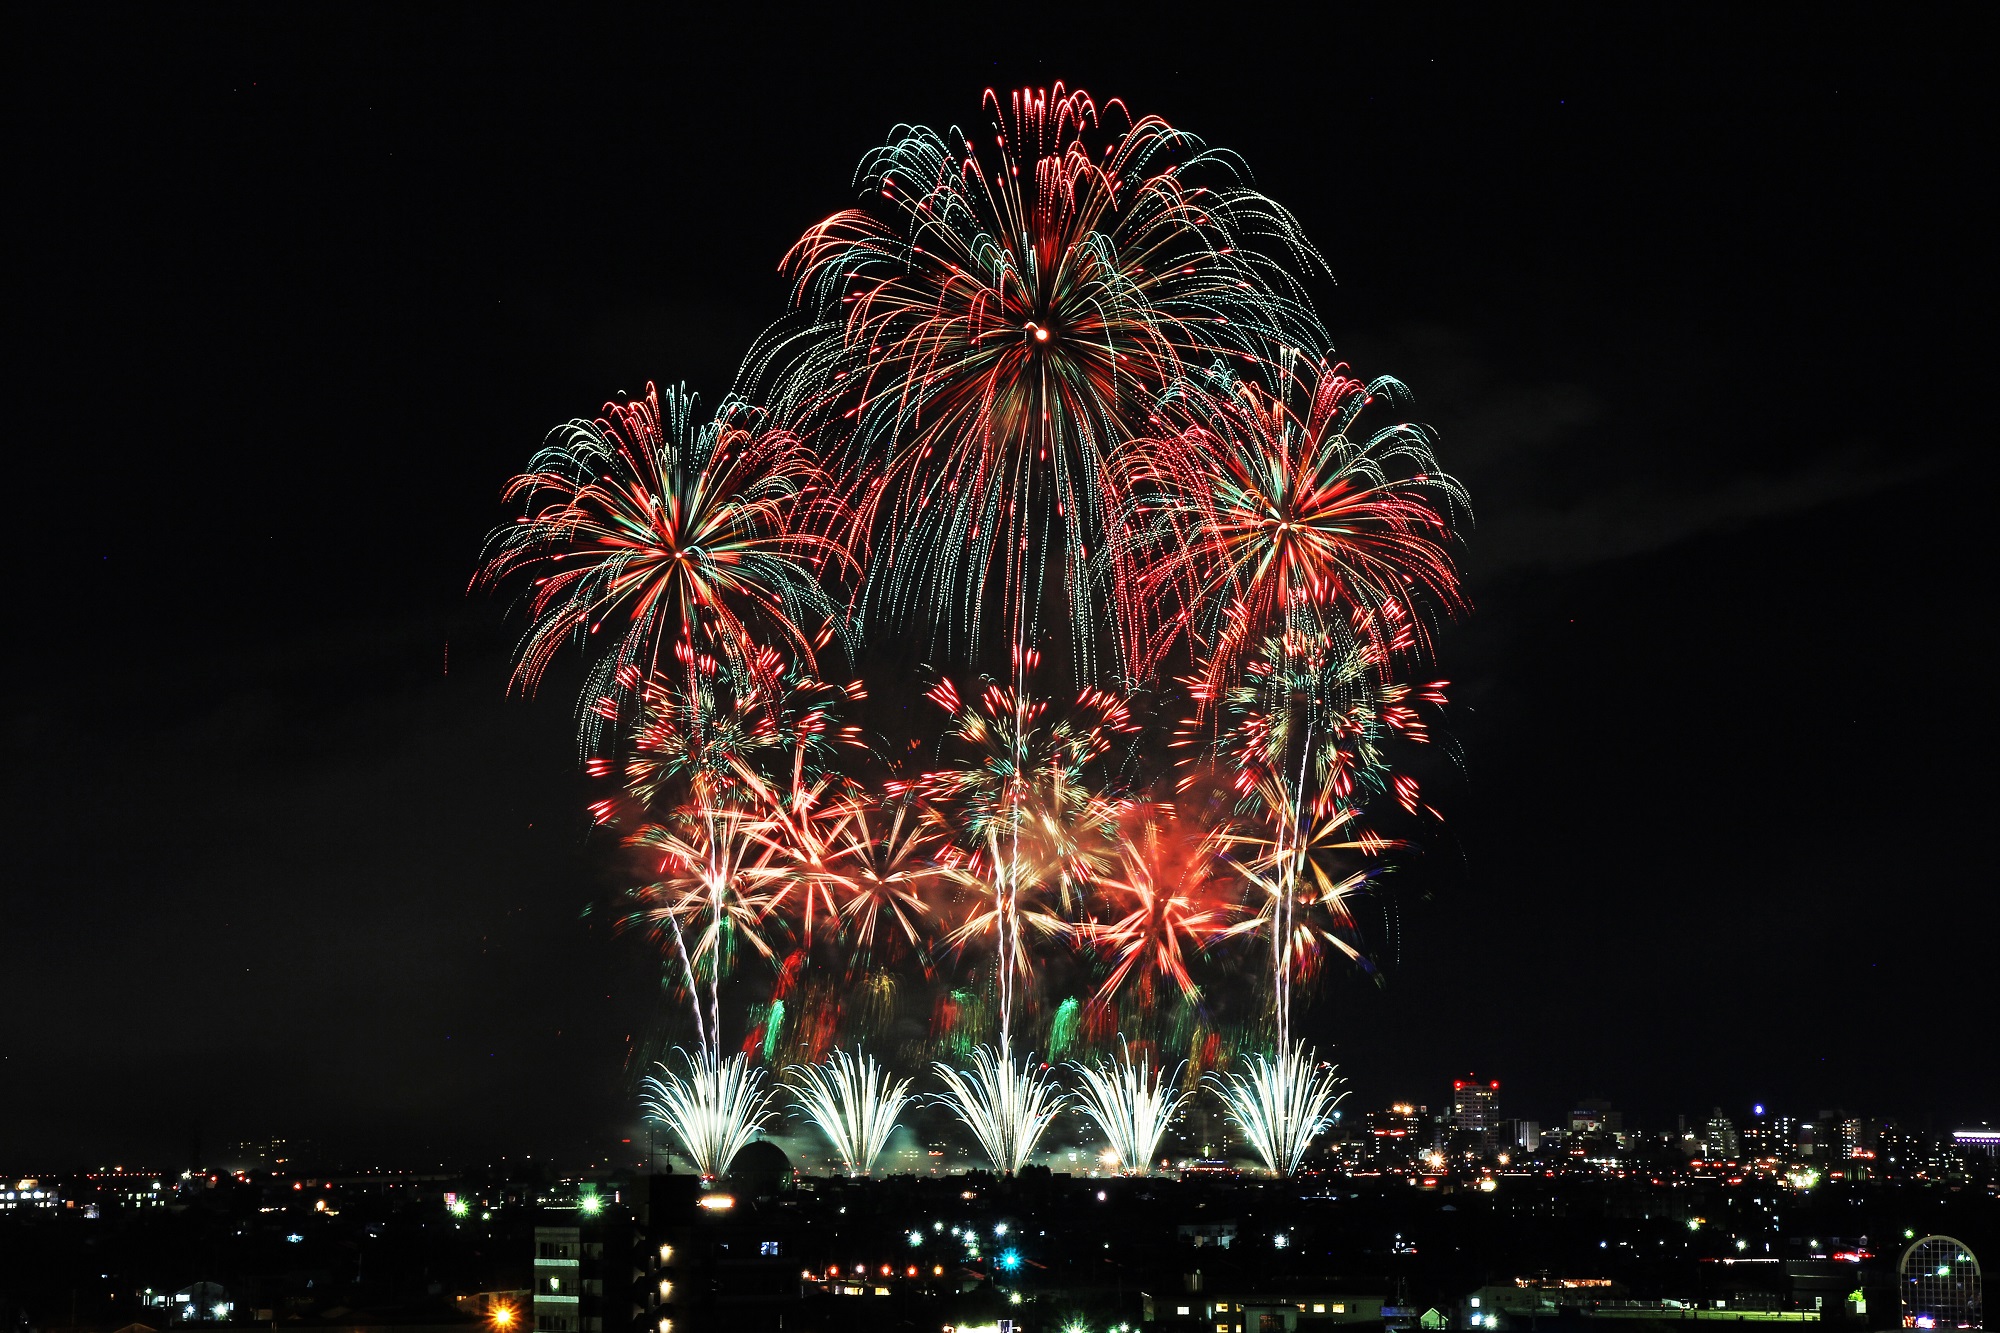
left=640, top=1047, right=777, bottom=1180
left=783, top=1048, right=914, bottom=1177
left=1205, top=1041, right=1346, bottom=1176
left=932, top=1040, right=1067, bottom=1175
left=1068, top=1039, right=1189, bottom=1175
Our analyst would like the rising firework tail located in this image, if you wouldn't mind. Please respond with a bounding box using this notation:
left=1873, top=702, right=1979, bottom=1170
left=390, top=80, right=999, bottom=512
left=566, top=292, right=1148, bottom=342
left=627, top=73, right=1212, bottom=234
left=917, top=658, right=1141, bottom=1048
left=618, top=799, right=791, bottom=1058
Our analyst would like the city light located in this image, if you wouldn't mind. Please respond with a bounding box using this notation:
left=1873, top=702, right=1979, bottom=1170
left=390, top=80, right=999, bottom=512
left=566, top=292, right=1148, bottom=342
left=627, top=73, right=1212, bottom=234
left=998, top=1248, right=1022, bottom=1272
left=909, top=1230, right=925, bottom=1246
left=579, top=1195, right=603, bottom=1215
left=490, top=1305, right=517, bottom=1331
left=697, top=1194, right=736, bottom=1210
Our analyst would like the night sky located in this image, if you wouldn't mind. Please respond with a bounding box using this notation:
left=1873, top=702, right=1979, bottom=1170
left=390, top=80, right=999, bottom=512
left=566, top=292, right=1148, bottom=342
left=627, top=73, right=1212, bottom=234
left=9, top=9, right=1991, bottom=1169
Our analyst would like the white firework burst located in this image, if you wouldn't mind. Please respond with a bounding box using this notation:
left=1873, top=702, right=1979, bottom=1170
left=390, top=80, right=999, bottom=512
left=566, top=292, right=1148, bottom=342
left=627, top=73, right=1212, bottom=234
left=640, top=1047, right=777, bottom=1180
left=1206, top=1041, right=1345, bottom=1176
left=932, top=1040, right=1067, bottom=1175
left=1069, top=1039, right=1189, bottom=1174
left=783, top=1048, right=914, bottom=1177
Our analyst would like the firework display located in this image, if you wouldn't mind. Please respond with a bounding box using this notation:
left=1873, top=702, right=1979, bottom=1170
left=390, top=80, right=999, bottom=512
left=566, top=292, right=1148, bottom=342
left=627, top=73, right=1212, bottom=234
left=783, top=1048, right=915, bottom=1177
left=1207, top=1042, right=1348, bottom=1177
left=1069, top=1039, right=1190, bottom=1175
left=481, top=85, right=1467, bottom=1177
left=932, top=1041, right=1070, bottom=1176
left=639, top=1047, right=777, bottom=1180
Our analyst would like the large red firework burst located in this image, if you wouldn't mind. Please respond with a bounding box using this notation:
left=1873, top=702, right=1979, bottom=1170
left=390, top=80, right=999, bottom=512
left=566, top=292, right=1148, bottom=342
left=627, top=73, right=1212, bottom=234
left=477, top=383, right=849, bottom=712
left=1082, top=808, right=1240, bottom=1008
left=1119, top=359, right=1467, bottom=693
left=768, top=85, right=1329, bottom=677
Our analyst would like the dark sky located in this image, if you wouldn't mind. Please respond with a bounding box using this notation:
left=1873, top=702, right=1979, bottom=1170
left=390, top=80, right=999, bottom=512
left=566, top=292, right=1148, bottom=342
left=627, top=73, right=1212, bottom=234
left=9, top=8, right=1992, bottom=1169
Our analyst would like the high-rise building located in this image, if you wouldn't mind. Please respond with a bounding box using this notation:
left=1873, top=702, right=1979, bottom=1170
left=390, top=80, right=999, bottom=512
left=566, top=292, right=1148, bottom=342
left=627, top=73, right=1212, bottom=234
left=1953, top=1129, right=2000, bottom=1162
left=1451, top=1076, right=1499, bottom=1149
left=1703, top=1109, right=1740, bottom=1160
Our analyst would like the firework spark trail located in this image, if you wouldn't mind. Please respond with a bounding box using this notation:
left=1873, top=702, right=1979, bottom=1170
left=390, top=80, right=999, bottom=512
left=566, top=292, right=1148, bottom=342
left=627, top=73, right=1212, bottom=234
left=621, top=802, right=787, bottom=1058
left=1175, top=623, right=1448, bottom=1050
left=782, top=1048, right=915, bottom=1176
left=1119, top=359, right=1463, bottom=1053
left=931, top=1040, right=1067, bottom=1175
left=641, top=1046, right=777, bottom=1180
left=937, top=829, right=1075, bottom=1050
left=918, top=662, right=1133, bottom=896
left=1206, top=1041, right=1345, bottom=1176
left=1069, top=1038, right=1189, bottom=1174
left=1216, top=796, right=1388, bottom=1054
left=1200, top=631, right=1450, bottom=819
left=735, top=764, right=861, bottom=952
